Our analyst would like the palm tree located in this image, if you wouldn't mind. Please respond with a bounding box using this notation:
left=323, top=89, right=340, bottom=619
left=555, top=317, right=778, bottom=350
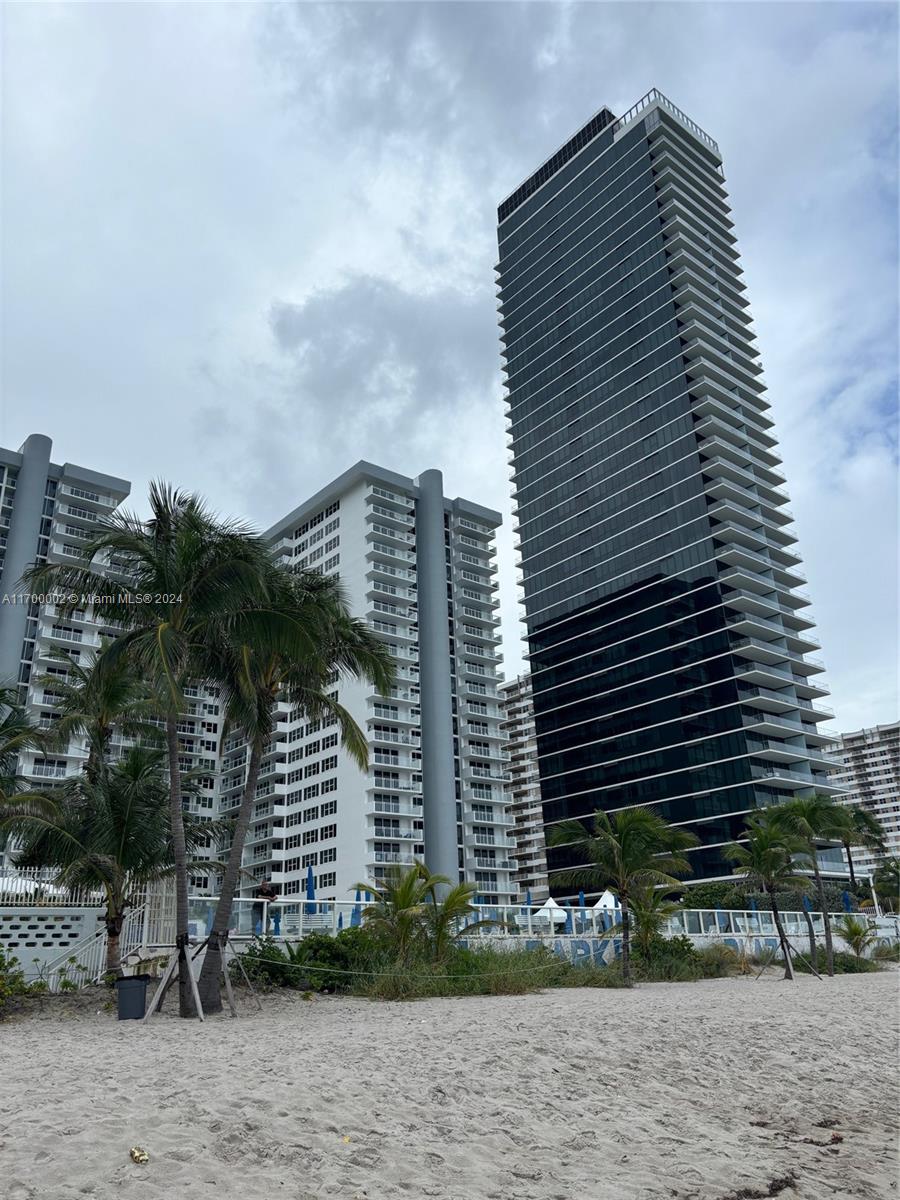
left=195, top=570, right=394, bottom=1012
left=873, top=858, right=900, bottom=913
left=771, top=794, right=853, bottom=977
left=0, top=687, right=46, bottom=860
left=546, top=807, right=699, bottom=985
left=24, top=482, right=286, bottom=1015
left=839, top=806, right=886, bottom=888
left=0, top=686, right=44, bottom=797
left=616, top=881, right=683, bottom=959
left=0, top=746, right=216, bottom=975
left=353, top=861, right=447, bottom=966
left=421, top=878, right=496, bottom=962
left=34, top=648, right=160, bottom=783
left=725, top=810, right=811, bottom=981
left=834, top=914, right=877, bottom=962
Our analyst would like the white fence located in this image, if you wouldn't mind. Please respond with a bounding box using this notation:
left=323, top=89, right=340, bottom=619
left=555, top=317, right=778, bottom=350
left=0, top=867, right=105, bottom=907
left=5, top=886, right=898, bottom=991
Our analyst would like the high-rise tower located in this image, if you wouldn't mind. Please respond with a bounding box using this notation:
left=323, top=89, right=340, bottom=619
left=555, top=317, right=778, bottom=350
left=220, top=463, right=514, bottom=905
left=496, top=89, right=841, bottom=888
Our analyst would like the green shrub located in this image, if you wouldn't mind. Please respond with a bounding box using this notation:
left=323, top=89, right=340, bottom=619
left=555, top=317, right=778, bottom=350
left=632, top=934, right=702, bottom=981
left=695, top=943, right=740, bottom=978
left=230, top=936, right=291, bottom=989
left=0, top=948, right=33, bottom=1018
left=284, top=928, right=383, bottom=993
left=792, top=948, right=881, bottom=975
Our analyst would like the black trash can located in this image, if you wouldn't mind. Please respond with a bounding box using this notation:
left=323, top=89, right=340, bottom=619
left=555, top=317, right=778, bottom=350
left=115, top=974, right=150, bottom=1021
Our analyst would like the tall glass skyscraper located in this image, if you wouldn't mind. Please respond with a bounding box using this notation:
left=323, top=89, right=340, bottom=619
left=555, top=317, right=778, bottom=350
left=496, top=89, right=842, bottom=887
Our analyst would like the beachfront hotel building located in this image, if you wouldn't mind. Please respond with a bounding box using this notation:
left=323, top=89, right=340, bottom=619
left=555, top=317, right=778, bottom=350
left=495, top=89, right=841, bottom=889
left=0, top=434, right=223, bottom=874
left=219, top=463, right=516, bottom=905
left=828, top=722, right=900, bottom=877
left=499, top=674, right=548, bottom=900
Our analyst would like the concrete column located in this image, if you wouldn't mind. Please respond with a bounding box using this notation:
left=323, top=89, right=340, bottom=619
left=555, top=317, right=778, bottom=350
left=0, top=434, right=52, bottom=685
left=415, top=469, right=458, bottom=884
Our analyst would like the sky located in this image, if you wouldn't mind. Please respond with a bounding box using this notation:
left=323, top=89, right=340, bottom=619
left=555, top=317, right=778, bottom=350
left=1, top=1, right=897, bottom=733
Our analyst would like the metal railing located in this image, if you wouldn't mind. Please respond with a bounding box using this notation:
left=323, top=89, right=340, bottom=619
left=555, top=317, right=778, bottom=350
left=611, top=88, right=720, bottom=154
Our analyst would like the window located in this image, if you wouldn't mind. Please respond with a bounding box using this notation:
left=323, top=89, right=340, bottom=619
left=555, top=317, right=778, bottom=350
left=322, top=733, right=338, bottom=750
left=304, top=762, right=320, bottom=778
left=321, top=778, right=338, bottom=795
left=321, top=799, right=337, bottom=816
left=302, top=828, right=319, bottom=845
left=302, top=852, right=318, bottom=868
left=305, top=740, right=321, bottom=757
left=320, top=847, right=337, bottom=864
left=317, top=872, right=336, bottom=889
left=322, top=756, right=338, bottom=772
left=303, top=784, right=320, bottom=801
left=320, top=823, right=337, bottom=841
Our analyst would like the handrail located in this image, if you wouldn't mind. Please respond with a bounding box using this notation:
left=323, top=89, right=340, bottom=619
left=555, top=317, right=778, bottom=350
left=611, top=88, right=720, bottom=154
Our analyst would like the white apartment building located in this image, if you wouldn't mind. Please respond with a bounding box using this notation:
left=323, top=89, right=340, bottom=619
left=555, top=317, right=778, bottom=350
left=0, top=434, right=222, bottom=870
left=499, top=674, right=548, bottom=900
left=828, top=721, right=900, bottom=876
left=220, top=462, right=515, bottom=906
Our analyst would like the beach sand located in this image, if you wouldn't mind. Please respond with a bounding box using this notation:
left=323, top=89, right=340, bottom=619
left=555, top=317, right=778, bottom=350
left=1, top=973, right=897, bottom=1200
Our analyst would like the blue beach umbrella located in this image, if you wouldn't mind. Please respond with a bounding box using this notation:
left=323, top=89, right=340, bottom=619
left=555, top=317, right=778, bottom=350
left=842, top=890, right=853, bottom=913
left=564, top=901, right=573, bottom=934
left=578, top=890, right=586, bottom=930
left=305, top=865, right=316, bottom=916
left=802, top=894, right=812, bottom=913
left=350, top=888, right=362, bottom=927
left=526, top=888, right=533, bottom=907
left=337, top=911, right=344, bottom=930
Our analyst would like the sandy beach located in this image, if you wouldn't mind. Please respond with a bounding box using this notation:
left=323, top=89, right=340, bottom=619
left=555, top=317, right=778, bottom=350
left=1, top=973, right=897, bottom=1200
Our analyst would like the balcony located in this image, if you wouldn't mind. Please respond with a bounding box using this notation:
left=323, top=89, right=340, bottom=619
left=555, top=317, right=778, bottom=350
left=702, top=457, right=787, bottom=509
left=719, top=567, right=810, bottom=608
left=366, top=798, right=423, bottom=817
left=462, top=803, right=514, bottom=825
left=696, top=420, right=781, bottom=472
left=670, top=264, right=752, bottom=329
left=370, top=730, right=421, bottom=748
left=367, top=485, right=415, bottom=514
left=60, top=484, right=118, bottom=508
left=366, top=560, right=417, bottom=583
left=662, top=216, right=741, bottom=277
left=714, top=544, right=807, bottom=590
left=712, top=522, right=802, bottom=568
left=751, top=763, right=815, bottom=790
left=366, top=501, right=414, bottom=530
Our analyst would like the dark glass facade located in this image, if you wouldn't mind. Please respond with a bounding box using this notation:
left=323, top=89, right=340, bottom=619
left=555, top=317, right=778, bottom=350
left=496, top=91, right=839, bottom=890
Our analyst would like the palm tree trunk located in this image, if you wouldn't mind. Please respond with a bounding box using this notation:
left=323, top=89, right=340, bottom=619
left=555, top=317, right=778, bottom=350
left=620, top=898, right=632, bottom=986
left=812, top=859, right=834, bottom=977
left=768, top=889, right=794, bottom=981
left=165, top=714, right=195, bottom=1017
left=197, top=737, right=265, bottom=1013
left=105, top=914, right=123, bottom=977
left=844, top=841, right=856, bottom=887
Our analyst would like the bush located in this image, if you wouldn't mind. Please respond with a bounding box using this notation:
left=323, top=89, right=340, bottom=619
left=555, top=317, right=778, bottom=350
left=632, top=934, right=702, bottom=982
left=230, top=936, right=292, bottom=989
left=285, top=928, right=383, bottom=993
left=0, top=948, right=33, bottom=1018
left=695, top=943, right=740, bottom=978
left=792, top=948, right=881, bottom=975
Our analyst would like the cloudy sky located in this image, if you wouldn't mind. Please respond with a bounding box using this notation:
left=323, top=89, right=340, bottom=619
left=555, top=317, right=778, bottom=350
left=2, top=1, right=897, bottom=732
